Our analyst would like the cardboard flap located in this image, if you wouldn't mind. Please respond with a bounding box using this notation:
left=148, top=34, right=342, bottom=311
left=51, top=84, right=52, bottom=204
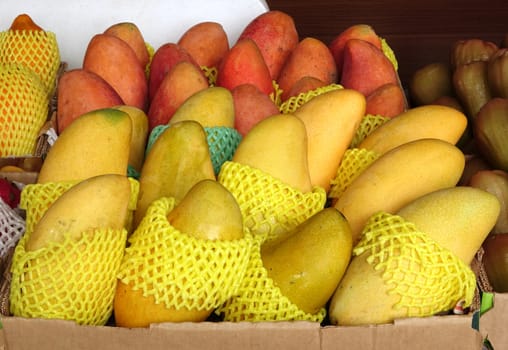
left=480, top=293, right=508, bottom=349
left=321, top=315, right=482, bottom=350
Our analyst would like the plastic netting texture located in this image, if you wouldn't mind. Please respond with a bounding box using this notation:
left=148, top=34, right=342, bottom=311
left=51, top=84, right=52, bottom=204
left=0, top=63, right=49, bottom=157
left=117, top=196, right=254, bottom=312
left=218, top=161, right=327, bottom=244
left=354, top=211, right=476, bottom=317
left=217, top=235, right=326, bottom=322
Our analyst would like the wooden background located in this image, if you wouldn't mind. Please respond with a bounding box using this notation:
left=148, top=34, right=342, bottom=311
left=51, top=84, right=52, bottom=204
left=265, top=0, right=508, bottom=87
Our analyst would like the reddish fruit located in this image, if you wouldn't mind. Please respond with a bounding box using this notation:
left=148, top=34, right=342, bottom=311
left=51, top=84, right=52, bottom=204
left=0, top=178, right=21, bottom=209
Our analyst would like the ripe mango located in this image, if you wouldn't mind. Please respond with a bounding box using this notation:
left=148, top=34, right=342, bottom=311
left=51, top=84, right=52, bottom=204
left=26, top=174, right=131, bottom=251
left=104, top=22, right=150, bottom=69
left=83, top=33, right=148, bottom=111
left=293, top=88, right=366, bottom=192
left=365, top=82, right=406, bottom=118
left=261, top=207, right=352, bottom=315
left=147, top=61, right=209, bottom=130
left=112, top=105, right=149, bottom=174
left=328, top=24, right=382, bottom=77
left=237, top=10, right=299, bottom=80
left=37, top=108, right=132, bottom=183
left=147, top=43, right=203, bottom=101
left=358, top=104, right=468, bottom=155
left=177, top=21, right=229, bottom=69
left=169, top=86, right=235, bottom=128
left=56, top=68, right=124, bottom=134
left=133, top=120, right=215, bottom=228
left=232, top=113, right=312, bottom=193
left=115, top=180, right=244, bottom=327
left=278, top=37, right=338, bottom=101
left=340, top=38, right=399, bottom=97
left=216, top=38, right=274, bottom=96
left=334, top=138, right=465, bottom=243
left=231, top=83, right=280, bottom=136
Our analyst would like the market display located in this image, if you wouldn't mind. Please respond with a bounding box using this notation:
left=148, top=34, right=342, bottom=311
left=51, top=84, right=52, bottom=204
left=0, top=9, right=506, bottom=342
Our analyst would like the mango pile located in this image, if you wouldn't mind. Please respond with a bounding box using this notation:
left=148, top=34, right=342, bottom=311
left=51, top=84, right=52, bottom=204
left=0, top=10, right=504, bottom=329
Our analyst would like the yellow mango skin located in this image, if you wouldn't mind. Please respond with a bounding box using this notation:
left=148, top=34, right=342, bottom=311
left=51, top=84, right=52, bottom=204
left=396, top=186, right=500, bottom=265
left=261, top=207, right=352, bottom=315
left=328, top=186, right=500, bottom=326
left=334, top=138, right=465, bottom=244
left=168, top=86, right=235, bottom=128
left=293, top=89, right=366, bottom=192
left=232, top=113, right=313, bottom=193
left=167, top=179, right=245, bottom=241
left=113, top=105, right=149, bottom=173
left=37, top=108, right=132, bottom=183
left=134, top=120, right=215, bottom=228
left=328, top=252, right=403, bottom=326
left=358, top=104, right=468, bottom=155
left=115, top=180, right=244, bottom=327
left=26, top=174, right=131, bottom=251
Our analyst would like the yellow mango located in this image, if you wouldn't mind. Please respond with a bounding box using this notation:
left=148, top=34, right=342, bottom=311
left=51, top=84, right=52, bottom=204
left=26, top=174, right=131, bottom=251
left=261, top=207, right=352, bottom=315
left=115, top=180, right=244, bottom=326
left=168, top=86, right=235, bottom=128
left=133, top=120, right=215, bottom=227
left=358, top=104, right=468, bottom=155
left=37, top=108, right=132, bottom=183
left=293, top=88, right=366, bottom=192
left=334, top=138, right=465, bottom=244
left=232, top=113, right=312, bottom=193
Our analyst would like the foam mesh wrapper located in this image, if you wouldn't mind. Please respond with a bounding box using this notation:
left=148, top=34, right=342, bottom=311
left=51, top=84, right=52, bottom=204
left=117, top=196, right=254, bottom=312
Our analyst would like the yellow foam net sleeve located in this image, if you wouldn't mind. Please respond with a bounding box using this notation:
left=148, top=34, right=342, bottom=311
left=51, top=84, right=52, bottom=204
left=354, top=211, right=476, bottom=317
left=218, top=161, right=327, bottom=244
left=9, top=226, right=128, bottom=325
left=0, top=29, right=60, bottom=96
left=0, top=63, right=49, bottom=157
left=117, top=196, right=254, bottom=312
left=217, top=235, right=326, bottom=322
left=328, top=148, right=380, bottom=200
left=350, top=114, right=390, bottom=149
left=279, top=83, right=344, bottom=114
left=20, top=178, right=140, bottom=235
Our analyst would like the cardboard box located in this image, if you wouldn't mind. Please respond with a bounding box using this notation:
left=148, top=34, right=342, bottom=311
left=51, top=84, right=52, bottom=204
left=480, top=293, right=508, bottom=349
left=0, top=316, right=483, bottom=350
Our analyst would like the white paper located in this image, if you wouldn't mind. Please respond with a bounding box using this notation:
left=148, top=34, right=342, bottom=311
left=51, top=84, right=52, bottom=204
left=1, top=0, right=269, bottom=68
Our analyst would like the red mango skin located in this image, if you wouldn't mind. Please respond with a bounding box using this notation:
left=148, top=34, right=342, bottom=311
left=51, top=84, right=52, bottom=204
left=216, top=38, right=274, bottom=96
left=232, top=83, right=280, bottom=136
left=328, top=24, right=382, bottom=79
left=340, top=38, right=399, bottom=97
left=365, top=82, right=406, bottom=118
left=277, top=37, right=338, bottom=101
left=237, top=10, right=299, bottom=81
left=148, top=42, right=204, bottom=102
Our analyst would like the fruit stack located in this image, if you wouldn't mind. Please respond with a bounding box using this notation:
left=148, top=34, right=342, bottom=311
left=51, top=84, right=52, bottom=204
left=0, top=14, right=60, bottom=157
left=0, top=9, right=502, bottom=332
left=408, top=37, right=508, bottom=296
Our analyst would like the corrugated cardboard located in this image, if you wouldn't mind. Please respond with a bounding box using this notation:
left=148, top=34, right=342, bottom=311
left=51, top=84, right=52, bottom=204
left=0, top=315, right=483, bottom=350
left=480, top=293, right=508, bottom=349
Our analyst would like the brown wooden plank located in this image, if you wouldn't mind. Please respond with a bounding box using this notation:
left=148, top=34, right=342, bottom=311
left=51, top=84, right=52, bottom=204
left=266, top=0, right=507, bottom=86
